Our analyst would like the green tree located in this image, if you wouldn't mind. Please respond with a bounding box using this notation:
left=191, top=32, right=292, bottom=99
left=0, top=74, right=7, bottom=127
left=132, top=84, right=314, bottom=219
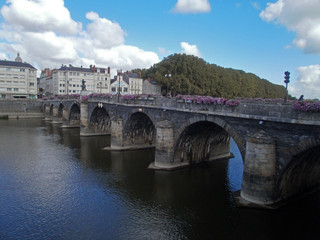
left=131, top=54, right=287, bottom=99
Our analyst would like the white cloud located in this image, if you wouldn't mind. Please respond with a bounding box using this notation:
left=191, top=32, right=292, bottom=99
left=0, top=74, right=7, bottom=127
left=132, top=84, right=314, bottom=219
left=180, top=42, right=201, bottom=57
left=260, top=0, right=320, bottom=54
left=0, top=0, right=80, bottom=35
left=173, top=0, right=211, bottom=14
left=84, top=12, right=125, bottom=48
left=0, top=51, right=7, bottom=60
left=79, top=45, right=159, bottom=72
left=294, top=64, right=320, bottom=99
left=0, top=0, right=159, bottom=72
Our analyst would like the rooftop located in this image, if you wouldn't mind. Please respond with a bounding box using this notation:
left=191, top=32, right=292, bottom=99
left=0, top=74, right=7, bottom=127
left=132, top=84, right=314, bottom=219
left=0, top=59, right=36, bottom=69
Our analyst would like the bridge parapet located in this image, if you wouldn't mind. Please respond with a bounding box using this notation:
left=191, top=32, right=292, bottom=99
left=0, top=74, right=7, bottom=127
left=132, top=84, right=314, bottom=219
left=43, top=96, right=320, bottom=126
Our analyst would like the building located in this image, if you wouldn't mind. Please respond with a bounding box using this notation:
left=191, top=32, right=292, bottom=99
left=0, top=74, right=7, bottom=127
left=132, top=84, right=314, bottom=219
left=110, top=70, right=129, bottom=95
left=51, top=64, right=111, bottom=95
left=143, top=78, right=161, bottom=96
left=125, top=72, right=143, bottom=95
left=38, top=68, right=53, bottom=98
left=0, top=53, right=37, bottom=99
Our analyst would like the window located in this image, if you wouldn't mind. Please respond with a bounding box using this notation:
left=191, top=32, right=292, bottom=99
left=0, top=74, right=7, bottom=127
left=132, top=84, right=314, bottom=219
left=20, top=69, right=25, bottom=72
left=124, top=88, right=128, bottom=92
left=7, top=88, right=12, bottom=91
left=14, top=88, right=18, bottom=92
left=29, top=82, right=35, bottom=86
left=112, top=87, right=116, bottom=92
left=1, top=94, right=6, bottom=98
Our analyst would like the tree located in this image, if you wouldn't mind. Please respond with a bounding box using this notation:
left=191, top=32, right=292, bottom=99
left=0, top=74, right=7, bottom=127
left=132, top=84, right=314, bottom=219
left=131, top=54, right=287, bottom=98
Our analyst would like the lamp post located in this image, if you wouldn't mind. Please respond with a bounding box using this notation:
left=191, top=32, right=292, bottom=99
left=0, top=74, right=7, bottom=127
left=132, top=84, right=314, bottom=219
left=284, top=71, right=290, bottom=102
left=117, top=69, right=122, bottom=103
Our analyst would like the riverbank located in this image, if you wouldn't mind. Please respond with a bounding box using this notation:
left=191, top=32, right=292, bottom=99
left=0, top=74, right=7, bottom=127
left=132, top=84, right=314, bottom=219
left=0, top=99, right=43, bottom=119
left=0, top=112, right=44, bottom=119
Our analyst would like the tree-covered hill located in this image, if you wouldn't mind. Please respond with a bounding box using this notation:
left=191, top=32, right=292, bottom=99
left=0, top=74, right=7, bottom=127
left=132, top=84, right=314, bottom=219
left=133, top=54, right=287, bottom=99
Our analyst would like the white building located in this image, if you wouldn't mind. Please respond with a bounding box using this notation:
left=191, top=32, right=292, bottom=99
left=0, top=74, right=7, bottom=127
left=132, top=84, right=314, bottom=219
left=110, top=70, right=129, bottom=95
left=125, top=72, right=143, bottom=95
left=51, top=64, right=111, bottom=95
left=110, top=71, right=144, bottom=95
left=0, top=53, right=37, bottom=99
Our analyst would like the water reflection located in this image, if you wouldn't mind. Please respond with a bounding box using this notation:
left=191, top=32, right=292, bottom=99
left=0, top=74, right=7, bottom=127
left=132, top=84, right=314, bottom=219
left=1, top=119, right=320, bottom=240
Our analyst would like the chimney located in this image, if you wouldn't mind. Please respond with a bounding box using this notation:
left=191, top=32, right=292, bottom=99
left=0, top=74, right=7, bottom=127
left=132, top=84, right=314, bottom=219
left=93, top=65, right=96, bottom=72
left=108, top=67, right=110, bottom=74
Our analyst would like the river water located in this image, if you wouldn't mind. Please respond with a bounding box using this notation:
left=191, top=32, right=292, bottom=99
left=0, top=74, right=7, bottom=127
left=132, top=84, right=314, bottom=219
left=0, top=119, right=320, bottom=240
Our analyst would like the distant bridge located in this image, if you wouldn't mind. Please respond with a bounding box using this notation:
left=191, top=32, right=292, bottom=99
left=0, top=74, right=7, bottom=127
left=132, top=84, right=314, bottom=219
left=43, top=96, right=320, bottom=209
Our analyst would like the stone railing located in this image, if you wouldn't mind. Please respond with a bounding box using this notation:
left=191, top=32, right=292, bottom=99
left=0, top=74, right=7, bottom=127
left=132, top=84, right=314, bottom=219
left=43, top=95, right=320, bottom=124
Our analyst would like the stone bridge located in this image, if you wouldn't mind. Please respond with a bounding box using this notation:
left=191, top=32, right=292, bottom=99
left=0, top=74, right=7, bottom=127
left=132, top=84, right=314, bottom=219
left=43, top=97, right=320, bottom=209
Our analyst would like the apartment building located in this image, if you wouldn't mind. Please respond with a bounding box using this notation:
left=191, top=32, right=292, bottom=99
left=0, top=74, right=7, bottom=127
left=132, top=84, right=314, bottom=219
left=110, top=70, right=129, bottom=95
left=51, top=64, right=111, bottom=95
left=125, top=72, right=143, bottom=95
left=0, top=53, right=37, bottom=99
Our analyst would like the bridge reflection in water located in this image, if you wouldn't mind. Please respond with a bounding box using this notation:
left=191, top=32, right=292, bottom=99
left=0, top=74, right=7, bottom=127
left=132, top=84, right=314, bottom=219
left=1, top=119, right=320, bottom=239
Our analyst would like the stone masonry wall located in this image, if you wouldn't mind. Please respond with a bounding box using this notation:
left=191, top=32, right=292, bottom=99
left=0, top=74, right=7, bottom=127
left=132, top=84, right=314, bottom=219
left=0, top=99, right=43, bottom=118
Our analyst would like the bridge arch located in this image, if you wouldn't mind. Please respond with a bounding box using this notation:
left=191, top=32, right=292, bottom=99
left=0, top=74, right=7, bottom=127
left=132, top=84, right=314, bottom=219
left=49, top=104, right=55, bottom=116
left=43, top=103, right=46, bottom=113
left=277, top=139, right=320, bottom=201
left=69, top=103, right=80, bottom=125
left=58, top=103, right=64, bottom=118
left=123, top=111, right=156, bottom=146
left=174, top=115, right=245, bottom=164
left=89, top=106, right=111, bottom=134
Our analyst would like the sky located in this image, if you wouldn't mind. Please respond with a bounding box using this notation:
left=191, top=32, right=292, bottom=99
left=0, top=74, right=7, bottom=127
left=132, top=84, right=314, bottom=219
left=0, top=0, right=319, bottom=99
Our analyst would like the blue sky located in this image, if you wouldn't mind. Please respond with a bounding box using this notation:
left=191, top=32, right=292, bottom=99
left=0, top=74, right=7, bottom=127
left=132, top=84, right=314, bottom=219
left=0, top=0, right=319, bottom=99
